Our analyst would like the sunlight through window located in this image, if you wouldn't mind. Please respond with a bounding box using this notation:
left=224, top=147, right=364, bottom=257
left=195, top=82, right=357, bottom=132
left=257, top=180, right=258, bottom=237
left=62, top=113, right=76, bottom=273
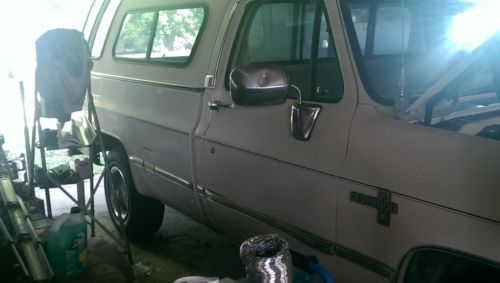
left=450, top=0, right=500, bottom=52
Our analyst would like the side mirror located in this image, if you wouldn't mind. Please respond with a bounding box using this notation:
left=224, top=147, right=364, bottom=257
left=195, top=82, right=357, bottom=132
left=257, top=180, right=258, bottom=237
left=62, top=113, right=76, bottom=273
left=229, top=65, right=288, bottom=106
left=289, top=86, right=322, bottom=141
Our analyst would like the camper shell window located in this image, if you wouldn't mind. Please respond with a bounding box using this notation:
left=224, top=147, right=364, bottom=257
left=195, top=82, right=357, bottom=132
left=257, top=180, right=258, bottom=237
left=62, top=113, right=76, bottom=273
left=113, top=6, right=206, bottom=65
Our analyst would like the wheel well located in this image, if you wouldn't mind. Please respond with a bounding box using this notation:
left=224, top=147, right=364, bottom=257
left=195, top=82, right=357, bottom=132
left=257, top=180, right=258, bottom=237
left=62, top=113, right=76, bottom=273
left=101, top=133, right=123, bottom=151
left=101, top=134, right=165, bottom=239
left=398, top=247, right=500, bottom=283
left=91, top=132, right=126, bottom=164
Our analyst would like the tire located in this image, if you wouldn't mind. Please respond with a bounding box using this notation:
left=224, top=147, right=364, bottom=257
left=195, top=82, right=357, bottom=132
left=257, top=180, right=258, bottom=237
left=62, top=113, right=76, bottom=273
left=104, top=147, right=164, bottom=240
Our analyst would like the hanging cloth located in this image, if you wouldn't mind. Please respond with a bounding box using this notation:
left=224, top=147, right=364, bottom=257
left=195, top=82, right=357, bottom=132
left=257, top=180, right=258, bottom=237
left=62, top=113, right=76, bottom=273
left=35, top=29, right=92, bottom=122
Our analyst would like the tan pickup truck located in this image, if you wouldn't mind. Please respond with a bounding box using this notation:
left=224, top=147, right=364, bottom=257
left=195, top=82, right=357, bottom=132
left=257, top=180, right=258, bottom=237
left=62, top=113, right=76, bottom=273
left=84, top=0, right=500, bottom=282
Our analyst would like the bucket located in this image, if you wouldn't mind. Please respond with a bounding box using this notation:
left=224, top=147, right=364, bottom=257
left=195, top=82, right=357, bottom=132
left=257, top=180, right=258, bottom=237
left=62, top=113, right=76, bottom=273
left=46, top=207, right=87, bottom=281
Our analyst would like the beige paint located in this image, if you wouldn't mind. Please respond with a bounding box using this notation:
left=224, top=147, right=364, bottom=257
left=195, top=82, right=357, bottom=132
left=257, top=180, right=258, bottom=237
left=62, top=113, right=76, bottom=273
left=89, top=0, right=500, bottom=282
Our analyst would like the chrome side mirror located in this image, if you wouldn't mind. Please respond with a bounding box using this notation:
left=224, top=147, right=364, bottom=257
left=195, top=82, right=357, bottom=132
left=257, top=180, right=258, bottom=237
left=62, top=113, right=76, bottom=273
left=229, top=65, right=288, bottom=106
left=290, top=85, right=322, bottom=141
left=230, top=64, right=321, bottom=140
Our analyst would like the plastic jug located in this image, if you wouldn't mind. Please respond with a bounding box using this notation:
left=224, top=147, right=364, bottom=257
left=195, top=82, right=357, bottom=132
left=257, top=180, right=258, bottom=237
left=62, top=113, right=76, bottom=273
left=46, top=206, right=87, bottom=281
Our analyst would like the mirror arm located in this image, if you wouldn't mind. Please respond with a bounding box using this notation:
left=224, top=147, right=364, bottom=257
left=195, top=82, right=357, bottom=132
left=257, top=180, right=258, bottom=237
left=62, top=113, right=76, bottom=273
left=290, top=84, right=302, bottom=105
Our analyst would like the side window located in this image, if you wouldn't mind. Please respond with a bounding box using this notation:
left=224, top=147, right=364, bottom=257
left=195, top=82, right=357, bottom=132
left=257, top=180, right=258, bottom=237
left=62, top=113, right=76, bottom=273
left=91, top=0, right=121, bottom=58
left=115, top=12, right=155, bottom=59
left=150, top=8, right=204, bottom=62
left=233, top=0, right=343, bottom=103
left=114, top=7, right=206, bottom=64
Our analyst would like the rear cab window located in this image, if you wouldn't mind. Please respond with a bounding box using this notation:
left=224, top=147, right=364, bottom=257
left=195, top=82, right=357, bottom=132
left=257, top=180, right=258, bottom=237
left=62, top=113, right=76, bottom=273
left=114, top=6, right=206, bottom=65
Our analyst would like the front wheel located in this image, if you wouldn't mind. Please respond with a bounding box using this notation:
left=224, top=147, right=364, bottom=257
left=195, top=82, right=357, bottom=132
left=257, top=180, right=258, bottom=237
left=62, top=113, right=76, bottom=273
left=104, top=147, right=164, bottom=240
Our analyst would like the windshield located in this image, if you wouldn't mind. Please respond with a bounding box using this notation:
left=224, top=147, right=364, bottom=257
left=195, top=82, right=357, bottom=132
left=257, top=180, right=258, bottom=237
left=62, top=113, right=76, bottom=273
left=344, top=0, right=500, bottom=106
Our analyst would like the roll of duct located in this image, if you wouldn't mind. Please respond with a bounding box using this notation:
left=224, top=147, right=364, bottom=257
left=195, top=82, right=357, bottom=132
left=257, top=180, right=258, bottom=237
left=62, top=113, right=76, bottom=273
left=240, top=234, right=293, bottom=283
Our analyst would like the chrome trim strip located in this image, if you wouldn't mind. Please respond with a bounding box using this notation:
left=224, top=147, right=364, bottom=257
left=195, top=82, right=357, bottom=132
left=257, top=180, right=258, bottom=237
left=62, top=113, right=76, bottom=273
left=335, top=244, right=395, bottom=280
left=91, top=72, right=205, bottom=92
left=202, top=188, right=334, bottom=255
left=144, top=161, right=155, bottom=174
left=155, top=166, right=192, bottom=189
left=128, top=155, right=394, bottom=278
left=200, top=187, right=395, bottom=280
left=195, top=185, right=206, bottom=194
left=128, top=156, right=192, bottom=191
left=128, top=156, right=143, bottom=167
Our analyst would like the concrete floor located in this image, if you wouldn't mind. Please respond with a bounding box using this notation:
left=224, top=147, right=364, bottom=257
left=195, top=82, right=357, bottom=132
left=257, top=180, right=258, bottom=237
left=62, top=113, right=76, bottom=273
left=35, top=177, right=246, bottom=282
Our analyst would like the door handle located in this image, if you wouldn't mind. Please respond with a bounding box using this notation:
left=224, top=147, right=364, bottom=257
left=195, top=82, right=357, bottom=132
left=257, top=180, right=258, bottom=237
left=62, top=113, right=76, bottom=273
left=208, top=100, right=234, bottom=111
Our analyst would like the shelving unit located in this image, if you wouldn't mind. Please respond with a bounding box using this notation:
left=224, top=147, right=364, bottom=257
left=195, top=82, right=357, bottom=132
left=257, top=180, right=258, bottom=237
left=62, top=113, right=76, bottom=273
left=27, top=82, right=134, bottom=264
left=23, top=28, right=135, bottom=267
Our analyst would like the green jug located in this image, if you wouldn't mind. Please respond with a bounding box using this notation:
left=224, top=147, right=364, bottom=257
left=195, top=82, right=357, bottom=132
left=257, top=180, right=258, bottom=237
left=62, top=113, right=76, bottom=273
left=46, top=206, right=87, bottom=281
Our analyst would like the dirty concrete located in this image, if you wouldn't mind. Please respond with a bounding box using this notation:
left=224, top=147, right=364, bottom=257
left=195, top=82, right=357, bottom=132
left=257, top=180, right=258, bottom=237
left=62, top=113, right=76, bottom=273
left=33, top=178, right=246, bottom=282
left=95, top=207, right=246, bottom=282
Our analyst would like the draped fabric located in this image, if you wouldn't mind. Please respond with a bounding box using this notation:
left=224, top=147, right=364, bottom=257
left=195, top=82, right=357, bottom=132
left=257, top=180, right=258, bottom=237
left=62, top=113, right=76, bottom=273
left=35, top=29, right=92, bottom=122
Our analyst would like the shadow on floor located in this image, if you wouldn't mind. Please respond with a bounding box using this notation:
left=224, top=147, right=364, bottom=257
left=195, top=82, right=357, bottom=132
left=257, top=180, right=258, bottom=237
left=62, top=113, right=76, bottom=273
left=29, top=183, right=246, bottom=282
left=95, top=206, right=246, bottom=282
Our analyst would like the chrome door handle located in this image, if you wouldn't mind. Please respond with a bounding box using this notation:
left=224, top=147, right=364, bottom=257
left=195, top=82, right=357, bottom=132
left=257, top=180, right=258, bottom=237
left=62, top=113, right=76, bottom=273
left=208, top=100, right=234, bottom=111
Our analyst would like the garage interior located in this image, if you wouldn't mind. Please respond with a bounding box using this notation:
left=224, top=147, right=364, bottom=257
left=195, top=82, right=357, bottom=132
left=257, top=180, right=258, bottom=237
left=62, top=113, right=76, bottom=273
left=2, top=0, right=500, bottom=282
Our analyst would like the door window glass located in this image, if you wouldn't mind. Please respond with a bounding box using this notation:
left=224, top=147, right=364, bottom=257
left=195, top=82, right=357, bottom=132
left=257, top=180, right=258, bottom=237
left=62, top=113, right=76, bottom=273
left=233, top=0, right=343, bottom=103
left=246, top=3, right=298, bottom=62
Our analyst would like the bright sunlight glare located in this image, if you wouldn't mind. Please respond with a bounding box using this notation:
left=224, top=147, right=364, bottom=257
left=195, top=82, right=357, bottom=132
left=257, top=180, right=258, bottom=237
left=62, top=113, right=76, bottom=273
left=450, top=0, right=500, bottom=52
left=0, top=0, right=92, bottom=155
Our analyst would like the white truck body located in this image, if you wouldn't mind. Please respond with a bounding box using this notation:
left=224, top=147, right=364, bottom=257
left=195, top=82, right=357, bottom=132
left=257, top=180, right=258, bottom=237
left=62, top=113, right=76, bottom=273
left=85, top=0, right=500, bottom=281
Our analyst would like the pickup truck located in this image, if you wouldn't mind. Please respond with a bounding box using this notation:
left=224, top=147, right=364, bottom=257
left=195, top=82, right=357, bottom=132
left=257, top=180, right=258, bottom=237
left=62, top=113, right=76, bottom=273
left=84, top=0, right=500, bottom=282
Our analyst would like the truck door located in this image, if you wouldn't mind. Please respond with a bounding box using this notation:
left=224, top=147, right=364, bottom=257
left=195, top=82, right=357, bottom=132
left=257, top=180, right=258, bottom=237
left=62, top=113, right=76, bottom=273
left=197, top=0, right=357, bottom=260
